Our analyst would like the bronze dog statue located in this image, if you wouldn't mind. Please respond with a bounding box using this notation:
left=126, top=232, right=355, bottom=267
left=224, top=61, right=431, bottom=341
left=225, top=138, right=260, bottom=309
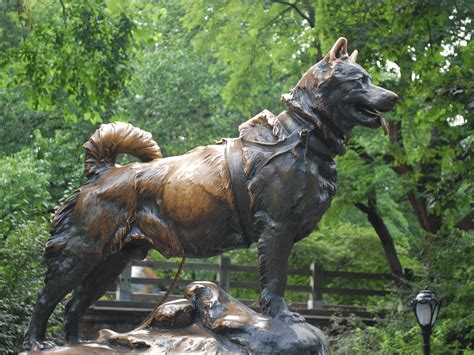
left=24, top=37, right=397, bottom=350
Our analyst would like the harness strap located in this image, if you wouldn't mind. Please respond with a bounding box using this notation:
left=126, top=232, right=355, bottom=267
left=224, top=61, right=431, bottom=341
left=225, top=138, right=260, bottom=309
left=241, top=125, right=313, bottom=178
left=224, top=121, right=315, bottom=243
left=225, top=138, right=255, bottom=243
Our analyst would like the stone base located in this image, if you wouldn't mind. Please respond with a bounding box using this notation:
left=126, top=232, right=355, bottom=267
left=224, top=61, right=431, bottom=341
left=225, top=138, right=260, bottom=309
left=28, top=282, right=330, bottom=354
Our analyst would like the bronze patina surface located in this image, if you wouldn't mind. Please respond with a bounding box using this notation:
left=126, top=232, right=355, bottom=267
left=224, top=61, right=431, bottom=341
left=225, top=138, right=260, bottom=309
left=24, top=282, right=329, bottom=354
left=24, top=37, right=397, bottom=351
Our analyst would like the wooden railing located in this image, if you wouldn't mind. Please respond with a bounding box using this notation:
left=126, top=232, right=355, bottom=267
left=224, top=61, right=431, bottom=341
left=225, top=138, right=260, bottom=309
left=114, top=256, right=395, bottom=310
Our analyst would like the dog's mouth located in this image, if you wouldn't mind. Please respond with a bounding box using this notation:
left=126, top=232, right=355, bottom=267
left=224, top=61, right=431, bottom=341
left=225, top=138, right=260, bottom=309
left=355, top=104, right=389, bottom=134
left=357, top=104, right=381, bottom=117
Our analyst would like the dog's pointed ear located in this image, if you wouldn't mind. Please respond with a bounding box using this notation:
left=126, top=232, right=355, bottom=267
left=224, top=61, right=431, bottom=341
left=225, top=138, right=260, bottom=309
left=325, top=37, right=348, bottom=62
left=349, top=50, right=358, bottom=62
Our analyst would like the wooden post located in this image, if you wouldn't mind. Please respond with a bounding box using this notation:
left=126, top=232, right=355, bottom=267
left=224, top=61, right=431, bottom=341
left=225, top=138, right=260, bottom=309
left=116, top=261, right=132, bottom=301
left=308, top=262, right=324, bottom=309
left=217, top=256, right=231, bottom=292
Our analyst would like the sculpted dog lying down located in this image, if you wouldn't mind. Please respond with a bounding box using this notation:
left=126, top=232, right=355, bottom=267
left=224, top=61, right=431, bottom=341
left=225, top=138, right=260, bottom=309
left=24, top=37, right=397, bottom=350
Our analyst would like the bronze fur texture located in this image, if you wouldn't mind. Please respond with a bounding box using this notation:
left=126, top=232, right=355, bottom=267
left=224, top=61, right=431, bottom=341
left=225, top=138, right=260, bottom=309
left=24, top=37, right=398, bottom=350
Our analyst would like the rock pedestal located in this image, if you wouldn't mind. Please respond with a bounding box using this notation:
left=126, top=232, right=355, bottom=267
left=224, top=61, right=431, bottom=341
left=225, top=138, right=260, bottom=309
left=30, top=282, right=329, bottom=354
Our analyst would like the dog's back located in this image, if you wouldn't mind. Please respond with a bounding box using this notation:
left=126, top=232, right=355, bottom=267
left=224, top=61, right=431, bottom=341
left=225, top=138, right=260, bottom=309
left=45, top=123, right=162, bottom=260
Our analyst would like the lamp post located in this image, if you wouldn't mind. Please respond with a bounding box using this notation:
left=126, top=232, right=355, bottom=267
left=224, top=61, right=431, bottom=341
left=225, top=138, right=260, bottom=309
left=412, top=287, right=441, bottom=355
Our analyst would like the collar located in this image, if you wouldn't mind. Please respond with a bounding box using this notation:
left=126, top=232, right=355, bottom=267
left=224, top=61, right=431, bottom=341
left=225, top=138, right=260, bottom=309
left=276, top=110, right=346, bottom=159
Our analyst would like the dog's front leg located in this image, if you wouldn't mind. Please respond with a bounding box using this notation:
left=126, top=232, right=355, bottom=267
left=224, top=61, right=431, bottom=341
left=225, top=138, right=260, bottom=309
left=257, top=219, right=305, bottom=323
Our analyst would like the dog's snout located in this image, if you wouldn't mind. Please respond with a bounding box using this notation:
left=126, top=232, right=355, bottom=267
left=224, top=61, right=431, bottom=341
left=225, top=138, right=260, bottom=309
left=387, top=91, right=398, bottom=104
left=377, top=89, right=398, bottom=111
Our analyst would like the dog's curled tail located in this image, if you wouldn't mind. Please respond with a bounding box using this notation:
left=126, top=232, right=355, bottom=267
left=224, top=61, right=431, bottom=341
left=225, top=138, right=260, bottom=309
left=83, top=122, right=163, bottom=179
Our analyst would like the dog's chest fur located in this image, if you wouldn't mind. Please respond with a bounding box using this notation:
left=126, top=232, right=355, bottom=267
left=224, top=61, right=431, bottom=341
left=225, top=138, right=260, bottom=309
left=238, top=111, right=337, bottom=240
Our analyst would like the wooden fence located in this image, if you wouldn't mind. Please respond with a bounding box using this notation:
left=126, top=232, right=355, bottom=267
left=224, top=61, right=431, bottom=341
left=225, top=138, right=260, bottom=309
left=114, top=256, right=395, bottom=310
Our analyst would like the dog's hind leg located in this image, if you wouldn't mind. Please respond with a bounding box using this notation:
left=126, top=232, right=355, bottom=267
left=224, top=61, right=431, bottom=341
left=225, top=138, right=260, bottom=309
left=24, top=254, right=100, bottom=351
left=64, top=242, right=149, bottom=344
left=63, top=250, right=132, bottom=344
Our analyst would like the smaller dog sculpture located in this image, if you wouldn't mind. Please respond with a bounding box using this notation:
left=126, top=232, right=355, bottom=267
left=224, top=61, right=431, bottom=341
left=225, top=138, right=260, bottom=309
left=24, top=37, right=397, bottom=350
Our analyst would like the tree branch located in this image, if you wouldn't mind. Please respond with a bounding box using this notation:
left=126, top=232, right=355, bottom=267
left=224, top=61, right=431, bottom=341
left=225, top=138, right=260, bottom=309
left=258, top=7, right=292, bottom=34
left=354, top=202, right=370, bottom=214
left=271, top=0, right=314, bottom=27
left=455, top=210, right=474, bottom=231
left=355, top=198, right=404, bottom=278
left=351, top=144, right=375, bottom=163
left=387, top=120, right=442, bottom=233
left=59, top=0, right=67, bottom=27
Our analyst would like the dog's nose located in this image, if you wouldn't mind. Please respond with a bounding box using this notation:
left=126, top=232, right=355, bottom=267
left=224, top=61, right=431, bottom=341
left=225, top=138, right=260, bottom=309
left=387, top=91, right=398, bottom=104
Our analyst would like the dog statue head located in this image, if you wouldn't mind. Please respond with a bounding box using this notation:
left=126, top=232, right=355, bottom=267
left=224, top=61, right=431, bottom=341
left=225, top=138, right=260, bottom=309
left=281, top=37, right=398, bottom=152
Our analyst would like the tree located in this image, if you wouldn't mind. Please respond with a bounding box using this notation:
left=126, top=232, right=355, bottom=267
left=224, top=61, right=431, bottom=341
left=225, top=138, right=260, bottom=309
left=0, top=0, right=471, bottom=352
left=314, top=0, right=473, bottom=255
left=0, top=147, right=53, bottom=352
left=118, top=0, right=242, bottom=156
left=2, top=0, right=167, bottom=124
left=180, top=0, right=473, bottom=273
left=178, top=0, right=473, bottom=351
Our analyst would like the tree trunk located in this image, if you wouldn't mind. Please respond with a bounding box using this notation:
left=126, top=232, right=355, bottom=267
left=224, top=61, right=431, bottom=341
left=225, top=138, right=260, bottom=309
left=355, top=198, right=404, bottom=278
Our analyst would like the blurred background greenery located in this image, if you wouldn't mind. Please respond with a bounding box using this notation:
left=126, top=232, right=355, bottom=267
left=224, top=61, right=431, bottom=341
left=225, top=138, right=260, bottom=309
left=0, top=0, right=472, bottom=353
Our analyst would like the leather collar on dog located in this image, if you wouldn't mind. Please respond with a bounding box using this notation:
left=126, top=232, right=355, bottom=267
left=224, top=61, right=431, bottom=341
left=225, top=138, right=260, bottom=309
left=283, top=110, right=345, bottom=159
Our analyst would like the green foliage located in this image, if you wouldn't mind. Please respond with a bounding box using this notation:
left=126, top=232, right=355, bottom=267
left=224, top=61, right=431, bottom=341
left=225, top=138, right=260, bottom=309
left=119, top=47, right=241, bottom=156
left=16, top=0, right=134, bottom=122
left=181, top=0, right=318, bottom=115
left=0, top=0, right=472, bottom=352
left=330, top=312, right=423, bottom=355
left=0, top=220, right=66, bottom=354
left=316, top=0, right=472, bottom=230
left=31, top=129, right=85, bottom=202
left=0, top=1, right=27, bottom=68
left=0, top=130, right=88, bottom=352
left=331, top=257, right=474, bottom=354
left=2, top=0, right=164, bottom=123
left=330, top=227, right=473, bottom=354
left=117, top=0, right=242, bottom=156
left=0, top=87, right=64, bottom=155
left=0, top=147, right=64, bottom=353
left=177, top=1, right=472, bottom=351
left=429, top=229, right=474, bottom=351
left=0, top=148, right=52, bottom=238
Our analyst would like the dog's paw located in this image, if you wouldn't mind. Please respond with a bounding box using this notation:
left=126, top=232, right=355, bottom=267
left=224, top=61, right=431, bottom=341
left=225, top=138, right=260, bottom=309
left=66, top=335, right=84, bottom=346
left=24, top=340, right=56, bottom=351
